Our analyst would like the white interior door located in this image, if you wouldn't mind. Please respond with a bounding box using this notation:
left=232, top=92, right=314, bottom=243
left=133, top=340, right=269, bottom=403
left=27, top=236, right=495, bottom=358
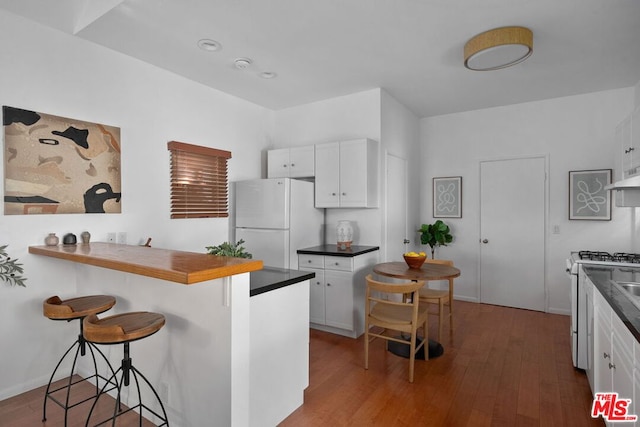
left=480, top=156, right=546, bottom=311
left=385, top=153, right=408, bottom=261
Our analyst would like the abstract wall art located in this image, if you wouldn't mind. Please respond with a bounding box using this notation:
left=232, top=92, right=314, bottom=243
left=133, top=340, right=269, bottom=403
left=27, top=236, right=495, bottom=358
left=568, top=169, right=611, bottom=220
left=3, top=106, right=121, bottom=215
left=433, top=176, right=462, bottom=218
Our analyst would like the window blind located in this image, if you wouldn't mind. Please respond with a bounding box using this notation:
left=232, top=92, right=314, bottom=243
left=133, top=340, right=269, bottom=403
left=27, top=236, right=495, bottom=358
left=167, top=141, right=232, bottom=219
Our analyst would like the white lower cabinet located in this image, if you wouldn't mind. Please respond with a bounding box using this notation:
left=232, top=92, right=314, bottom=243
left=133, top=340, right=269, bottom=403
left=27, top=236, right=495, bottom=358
left=593, top=287, right=638, bottom=426
left=299, top=251, right=378, bottom=338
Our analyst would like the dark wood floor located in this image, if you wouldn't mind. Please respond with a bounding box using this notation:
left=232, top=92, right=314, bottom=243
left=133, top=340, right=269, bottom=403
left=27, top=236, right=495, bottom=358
left=0, top=375, right=155, bottom=426
left=281, top=300, right=604, bottom=427
left=1, top=301, right=603, bottom=426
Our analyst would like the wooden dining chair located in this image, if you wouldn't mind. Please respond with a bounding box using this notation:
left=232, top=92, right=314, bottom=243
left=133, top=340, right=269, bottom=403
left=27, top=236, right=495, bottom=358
left=364, top=274, right=429, bottom=383
left=418, top=258, right=455, bottom=341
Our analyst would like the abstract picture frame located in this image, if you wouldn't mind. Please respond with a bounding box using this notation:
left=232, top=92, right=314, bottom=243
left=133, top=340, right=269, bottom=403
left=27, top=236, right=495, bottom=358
left=433, top=176, right=462, bottom=218
left=568, top=169, right=611, bottom=221
left=3, top=105, right=121, bottom=215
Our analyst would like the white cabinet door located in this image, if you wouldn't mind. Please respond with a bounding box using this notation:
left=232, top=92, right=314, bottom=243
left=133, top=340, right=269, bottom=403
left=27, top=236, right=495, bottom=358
left=324, top=270, right=354, bottom=330
left=267, top=148, right=290, bottom=178
left=315, top=139, right=378, bottom=208
left=289, top=146, right=315, bottom=178
left=594, top=289, right=613, bottom=394
left=315, top=142, right=340, bottom=207
left=339, top=139, right=369, bottom=207
left=611, top=317, right=635, bottom=423
left=267, top=146, right=315, bottom=178
left=308, top=269, right=325, bottom=325
left=630, top=106, right=640, bottom=177
left=620, top=115, right=634, bottom=178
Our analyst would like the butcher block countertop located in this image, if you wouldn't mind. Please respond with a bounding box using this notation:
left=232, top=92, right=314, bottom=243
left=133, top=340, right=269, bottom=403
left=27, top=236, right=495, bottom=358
left=29, top=242, right=263, bottom=284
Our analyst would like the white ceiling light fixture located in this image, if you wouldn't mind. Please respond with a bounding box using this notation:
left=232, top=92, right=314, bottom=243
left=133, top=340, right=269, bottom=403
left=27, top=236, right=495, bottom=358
left=464, top=26, right=533, bottom=71
left=197, top=39, right=222, bottom=52
left=234, top=58, right=252, bottom=70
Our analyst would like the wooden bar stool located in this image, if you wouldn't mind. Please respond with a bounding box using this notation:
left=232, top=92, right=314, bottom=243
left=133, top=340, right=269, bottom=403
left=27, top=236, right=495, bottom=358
left=42, top=295, right=119, bottom=426
left=83, top=311, right=169, bottom=427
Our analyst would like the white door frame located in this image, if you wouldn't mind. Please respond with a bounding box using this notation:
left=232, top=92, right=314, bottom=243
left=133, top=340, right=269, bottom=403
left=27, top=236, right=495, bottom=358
left=477, top=153, right=550, bottom=311
left=383, top=151, right=408, bottom=262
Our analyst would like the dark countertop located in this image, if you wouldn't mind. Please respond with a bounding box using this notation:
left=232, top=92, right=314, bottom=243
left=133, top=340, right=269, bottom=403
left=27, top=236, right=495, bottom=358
left=297, top=245, right=380, bottom=257
left=250, top=267, right=315, bottom=297
left=584, top=265, right=640, bottom=342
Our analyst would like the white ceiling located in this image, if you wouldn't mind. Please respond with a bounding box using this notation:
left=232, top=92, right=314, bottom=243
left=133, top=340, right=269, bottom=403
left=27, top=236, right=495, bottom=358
left=2, top=0, right=640, bottom=118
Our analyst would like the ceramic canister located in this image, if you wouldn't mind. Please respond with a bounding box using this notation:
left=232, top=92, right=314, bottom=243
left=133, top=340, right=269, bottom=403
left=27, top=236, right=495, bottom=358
left=336, top=220, right=354, bottom=248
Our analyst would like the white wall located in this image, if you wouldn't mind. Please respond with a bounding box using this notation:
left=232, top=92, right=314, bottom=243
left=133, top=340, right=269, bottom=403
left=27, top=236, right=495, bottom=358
left=273, top=88, right=420, bottom=256
left=420, top=88, right=635, bottom=314
left=273, top=89, right=382, bottom=246
left=0, top=10, right=271, bottom=400
left=381, top=90, right=421, bottom=259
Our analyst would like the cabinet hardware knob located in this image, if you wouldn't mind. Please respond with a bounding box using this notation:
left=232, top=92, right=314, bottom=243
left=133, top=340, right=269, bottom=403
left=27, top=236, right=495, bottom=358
left=403, top=239, right=410, bottom=244
left=342, top=192, right=346, bottom=196
left=335, top=262, right=339, bottom=265
left=283, top=164, right=287, bottom=167
left=327, top=283, right=331, bottom=286
left=308, top=260, right=312, bottom=263
left=482, top=239, right=489, bottom=244
left=331, top=193, right=336, bottom=196
left=609, top=362, right=616, bottom=370
left=291, top=163, right=295, bottom=167
left=625, top=147, right=635, bottom=154
left=603, top=352, right=610, bottom=359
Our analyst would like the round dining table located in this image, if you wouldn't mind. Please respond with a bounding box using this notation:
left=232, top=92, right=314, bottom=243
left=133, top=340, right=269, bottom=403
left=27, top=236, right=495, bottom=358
left=372, top=261, right=461, bottom=359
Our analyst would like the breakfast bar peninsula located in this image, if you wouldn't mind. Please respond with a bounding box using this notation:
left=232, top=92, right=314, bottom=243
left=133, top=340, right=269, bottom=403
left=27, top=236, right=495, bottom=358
left=29, top=242, right=311, bottom=426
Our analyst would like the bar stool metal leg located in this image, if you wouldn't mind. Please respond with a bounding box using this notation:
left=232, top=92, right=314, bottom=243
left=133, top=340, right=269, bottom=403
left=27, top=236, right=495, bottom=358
left=83, top=312, right=169, bottom=427
left=42, top=295, right=118, bottom=426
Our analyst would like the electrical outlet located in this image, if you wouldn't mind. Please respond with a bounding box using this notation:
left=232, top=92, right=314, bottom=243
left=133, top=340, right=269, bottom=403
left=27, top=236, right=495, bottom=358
left=107, top=232, right=116, bottom=243
left=117, top=232, right=127, bottom=244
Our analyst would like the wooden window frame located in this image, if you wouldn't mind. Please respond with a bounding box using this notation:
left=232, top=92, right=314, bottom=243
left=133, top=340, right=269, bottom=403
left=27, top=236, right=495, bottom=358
left=167, top=141, right=232, bottom=219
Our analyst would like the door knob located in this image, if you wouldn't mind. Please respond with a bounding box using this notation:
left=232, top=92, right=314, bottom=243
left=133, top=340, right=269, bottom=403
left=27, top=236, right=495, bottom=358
left=482, top=239, right=489, bottom=244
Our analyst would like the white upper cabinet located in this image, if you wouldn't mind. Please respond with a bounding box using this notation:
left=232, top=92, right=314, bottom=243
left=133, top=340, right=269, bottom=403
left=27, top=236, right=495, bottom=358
left=315, top=138, right=378, bottom=208
left=617, top=106, right=640, bottom=179
left=267, top=145, right=315, bottom=178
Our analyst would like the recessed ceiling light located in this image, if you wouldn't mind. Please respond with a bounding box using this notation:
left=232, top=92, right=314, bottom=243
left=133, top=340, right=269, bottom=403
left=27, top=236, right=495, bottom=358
left=234, top=58, right=252, bottom=70
left=259, top=71, right=277, bottom=79
left=197, top=39, right=222, bottom=52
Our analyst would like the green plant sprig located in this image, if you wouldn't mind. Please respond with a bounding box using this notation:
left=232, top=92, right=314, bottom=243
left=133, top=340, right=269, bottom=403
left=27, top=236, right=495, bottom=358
left=0, top=245, right=27, bottom=287
left=418, top=220, right=453, bottom=259
left=206, top=239, right=253, bottom=259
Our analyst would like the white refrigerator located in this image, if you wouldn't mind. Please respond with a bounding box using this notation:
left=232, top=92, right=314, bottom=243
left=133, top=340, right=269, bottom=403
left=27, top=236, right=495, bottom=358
left=234, top=178, right=324, bottom=270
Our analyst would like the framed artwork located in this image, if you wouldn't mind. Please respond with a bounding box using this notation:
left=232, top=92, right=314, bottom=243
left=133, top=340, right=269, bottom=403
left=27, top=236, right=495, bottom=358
left=569, top=169, right=611, bottom=220
left=3, top=106, right=121, bottom=215
left=433, top=176, right=462, bottom=218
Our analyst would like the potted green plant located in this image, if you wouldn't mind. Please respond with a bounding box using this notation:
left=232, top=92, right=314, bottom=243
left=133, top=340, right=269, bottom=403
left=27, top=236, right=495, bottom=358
left=418, top=220, right=453, bottom=259
left=206, top=239, right=253, bottom=258
left=0, top=244, right=27, bottom=287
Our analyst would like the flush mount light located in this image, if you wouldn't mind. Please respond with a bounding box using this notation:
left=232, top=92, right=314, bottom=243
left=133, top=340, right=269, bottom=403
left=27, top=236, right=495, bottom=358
left=259, top=71, right=277, bottom=79
left=234, top=58, right=252, bottom=70
left=197, top=39, right=222, bottom=52
left=464, top=26, right=533, bottom=71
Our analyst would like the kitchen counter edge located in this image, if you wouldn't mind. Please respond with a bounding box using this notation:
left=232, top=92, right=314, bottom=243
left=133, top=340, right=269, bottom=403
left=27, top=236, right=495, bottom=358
left=29, top=243, right=263, bottom=284
left=297, top=245, right=380, bottom=257
left=250, top=267, right=315, bottom=297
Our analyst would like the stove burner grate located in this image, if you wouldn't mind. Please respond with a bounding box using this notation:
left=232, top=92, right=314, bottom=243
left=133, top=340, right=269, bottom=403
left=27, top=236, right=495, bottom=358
left=578, top=251, right=640, bottom=263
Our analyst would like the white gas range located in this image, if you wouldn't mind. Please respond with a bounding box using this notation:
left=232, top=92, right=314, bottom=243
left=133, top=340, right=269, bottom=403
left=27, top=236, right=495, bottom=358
left=566, top=251, right=640, bottom=371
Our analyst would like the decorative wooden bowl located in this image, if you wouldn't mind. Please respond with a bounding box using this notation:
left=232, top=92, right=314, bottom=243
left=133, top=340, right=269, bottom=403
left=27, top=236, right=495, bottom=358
left=403, top=254, right=426, bottom=269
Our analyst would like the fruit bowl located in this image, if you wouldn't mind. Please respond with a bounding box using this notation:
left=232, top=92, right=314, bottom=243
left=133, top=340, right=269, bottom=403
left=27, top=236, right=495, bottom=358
left=403, top=253, right=426, bottom=269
